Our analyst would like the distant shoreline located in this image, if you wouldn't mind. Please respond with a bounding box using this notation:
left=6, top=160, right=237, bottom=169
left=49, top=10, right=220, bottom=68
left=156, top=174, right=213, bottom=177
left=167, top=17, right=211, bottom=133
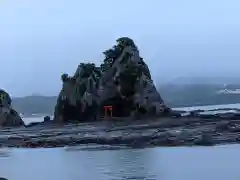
left=10, top=83, right=240, bottom=115
left=217, top=89, right=240, bottom=94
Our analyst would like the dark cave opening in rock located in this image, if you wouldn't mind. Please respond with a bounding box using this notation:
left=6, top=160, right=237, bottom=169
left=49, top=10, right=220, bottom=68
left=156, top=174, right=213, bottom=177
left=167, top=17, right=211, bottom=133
left=59, top=100, right=80, bottom=121
left=80, top=101, right=98, bottom=121
left=100, top=95, right=135, bottom=117
left=59, top=99, right=98, bottom=121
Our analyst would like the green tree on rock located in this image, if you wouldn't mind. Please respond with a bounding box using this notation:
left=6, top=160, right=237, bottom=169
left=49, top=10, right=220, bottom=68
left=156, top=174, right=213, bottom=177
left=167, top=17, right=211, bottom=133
left=116, top=37, right=136, bottom=48
left=100, top=37, right=137, bottom=73
left=61, top=73, right=69, bottom=82
left=103, top=49, right=117, bottom=59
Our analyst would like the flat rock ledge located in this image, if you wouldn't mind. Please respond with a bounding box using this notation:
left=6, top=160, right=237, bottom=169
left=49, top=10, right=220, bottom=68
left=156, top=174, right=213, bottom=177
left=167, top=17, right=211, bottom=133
left=1, top=114, right=240, bottom=148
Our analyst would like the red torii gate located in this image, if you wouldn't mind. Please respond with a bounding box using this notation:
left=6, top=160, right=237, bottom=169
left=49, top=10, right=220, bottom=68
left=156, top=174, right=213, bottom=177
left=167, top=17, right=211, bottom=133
left=104, top=105, right=113, bottom=118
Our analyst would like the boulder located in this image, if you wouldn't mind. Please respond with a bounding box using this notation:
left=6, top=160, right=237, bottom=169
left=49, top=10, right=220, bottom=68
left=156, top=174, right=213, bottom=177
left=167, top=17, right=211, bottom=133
left=44, top=115, right=51, bottom=122
left=0, top=89, right=25, bottom=127
left=54, top=37, right=170, bottom=122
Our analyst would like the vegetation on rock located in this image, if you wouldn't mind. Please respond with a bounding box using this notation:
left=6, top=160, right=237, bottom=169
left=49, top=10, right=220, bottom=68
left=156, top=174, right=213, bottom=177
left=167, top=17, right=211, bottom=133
left=116, top=37, right=136, bottom=48
left=0, top=89, right=11, bottom=106
left=0, top=89, right=24, bottom=127
left=54, top=37, right=169, bottom=122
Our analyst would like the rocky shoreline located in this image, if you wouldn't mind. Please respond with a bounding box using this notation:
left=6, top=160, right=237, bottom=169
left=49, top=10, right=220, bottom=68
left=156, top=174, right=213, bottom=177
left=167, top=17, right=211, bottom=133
left=0, top=110, right=240, bottom=149
left=1, top=37, right=240, bottom=149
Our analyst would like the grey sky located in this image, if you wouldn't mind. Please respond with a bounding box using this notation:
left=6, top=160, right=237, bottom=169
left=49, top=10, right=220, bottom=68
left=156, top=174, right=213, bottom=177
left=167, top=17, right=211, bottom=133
left=0, top=0, right=240, bottom=97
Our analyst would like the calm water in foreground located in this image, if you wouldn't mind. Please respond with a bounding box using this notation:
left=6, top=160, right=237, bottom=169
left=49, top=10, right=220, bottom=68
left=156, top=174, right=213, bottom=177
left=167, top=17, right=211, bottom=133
left=1, top=103, right=240, bottom=180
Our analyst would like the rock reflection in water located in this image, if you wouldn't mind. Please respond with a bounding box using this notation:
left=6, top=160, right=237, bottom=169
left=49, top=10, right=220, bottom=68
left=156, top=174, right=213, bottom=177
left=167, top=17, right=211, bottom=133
left=0, top=148, right=10, bottom=158
left=98, top=149, right=157, bottom=180
left=62, top=147, right=158, bottom=180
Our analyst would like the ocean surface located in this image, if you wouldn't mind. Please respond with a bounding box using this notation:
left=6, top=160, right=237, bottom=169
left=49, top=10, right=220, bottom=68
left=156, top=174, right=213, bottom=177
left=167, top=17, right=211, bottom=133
left=1, top=103, right=240, bottom=180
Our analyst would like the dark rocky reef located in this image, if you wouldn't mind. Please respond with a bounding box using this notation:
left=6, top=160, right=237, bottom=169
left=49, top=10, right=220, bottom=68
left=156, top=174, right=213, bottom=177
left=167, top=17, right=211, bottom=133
left=54, top=37, right=170, bottom=122
left=3, top=114, right=240, bottom=148
left=0, top=89, right=24, bottom=127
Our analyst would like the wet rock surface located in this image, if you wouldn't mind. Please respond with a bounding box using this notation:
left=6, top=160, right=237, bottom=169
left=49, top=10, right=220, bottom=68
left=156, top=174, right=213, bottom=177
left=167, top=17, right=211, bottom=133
left=1, top=111, right=240, bottom=148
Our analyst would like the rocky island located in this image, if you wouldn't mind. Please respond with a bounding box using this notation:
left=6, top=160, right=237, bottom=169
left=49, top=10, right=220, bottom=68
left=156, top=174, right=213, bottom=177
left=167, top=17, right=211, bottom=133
left=1, top=37, right=240, bottom=149
left=54, top=37, right=170, bottom=122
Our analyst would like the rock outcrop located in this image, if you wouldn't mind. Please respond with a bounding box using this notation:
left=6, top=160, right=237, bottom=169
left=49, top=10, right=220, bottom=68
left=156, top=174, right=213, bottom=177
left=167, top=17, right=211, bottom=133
left=54, top=37, right=170, bottom=122
left=0, top=89, right=24, bottom=127
left=54, top=63, right=101, bottom=122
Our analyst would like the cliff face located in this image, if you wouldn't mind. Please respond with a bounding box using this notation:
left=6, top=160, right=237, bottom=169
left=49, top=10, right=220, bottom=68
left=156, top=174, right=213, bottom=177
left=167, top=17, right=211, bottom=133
left=54, top=37, right=169, bottom=122
left=54, top=63, right=101, bottom=122
left=0, top=89, right=24, bottom=127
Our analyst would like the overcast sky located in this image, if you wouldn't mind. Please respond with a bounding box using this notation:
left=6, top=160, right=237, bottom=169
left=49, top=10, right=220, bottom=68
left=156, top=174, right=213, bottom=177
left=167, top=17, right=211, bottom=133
left=0, top=0, right=240, bottom=97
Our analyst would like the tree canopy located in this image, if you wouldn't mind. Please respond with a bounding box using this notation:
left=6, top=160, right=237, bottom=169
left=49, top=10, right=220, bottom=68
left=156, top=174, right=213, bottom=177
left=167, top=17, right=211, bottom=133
left=116, top=37, right=136, bottom=48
